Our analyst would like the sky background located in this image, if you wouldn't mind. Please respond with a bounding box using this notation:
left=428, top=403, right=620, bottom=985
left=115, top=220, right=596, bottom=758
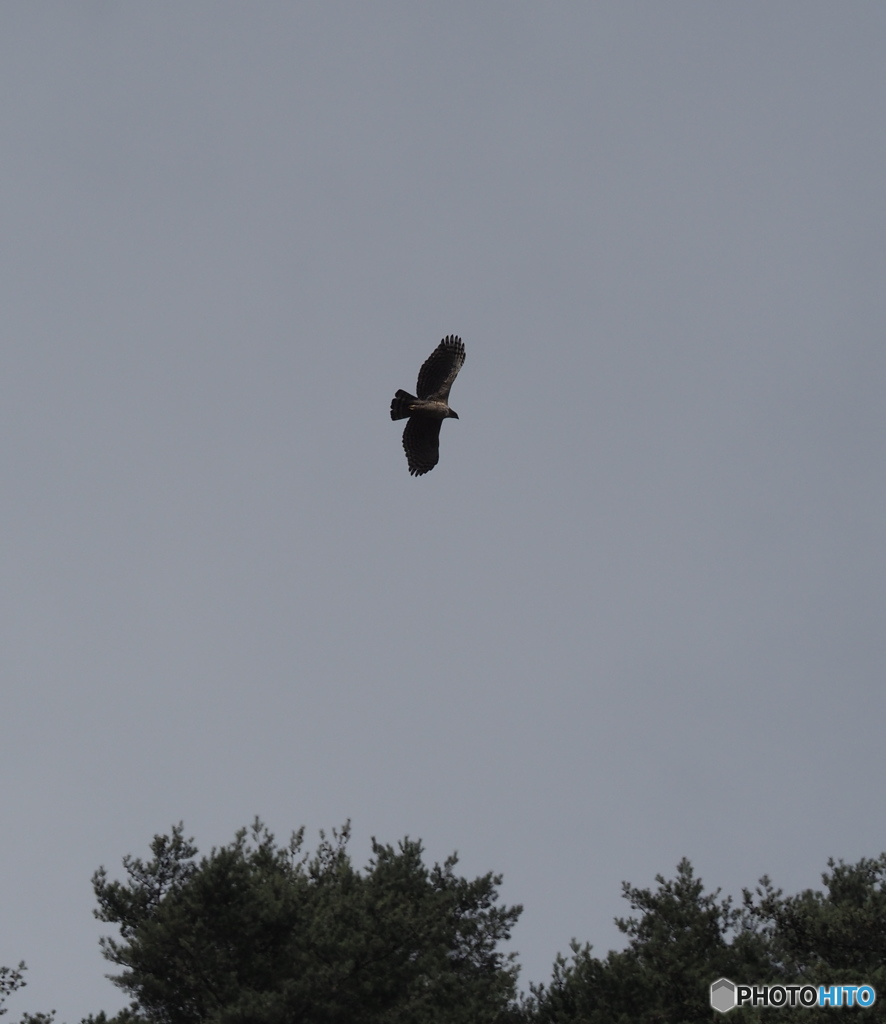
left=1, top=3, right=885, bottom=1020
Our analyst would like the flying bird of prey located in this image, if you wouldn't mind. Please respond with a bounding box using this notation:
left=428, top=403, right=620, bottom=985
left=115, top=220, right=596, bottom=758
left=390, top=335, right=465, bottom=476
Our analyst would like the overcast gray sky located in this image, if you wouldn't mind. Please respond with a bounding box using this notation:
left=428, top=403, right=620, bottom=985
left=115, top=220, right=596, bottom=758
left=2, top=3, right=884, bottom=1019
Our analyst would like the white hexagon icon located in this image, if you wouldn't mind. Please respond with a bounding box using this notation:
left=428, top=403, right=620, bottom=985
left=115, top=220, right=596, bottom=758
left=711, top=978, right=737, bottom=1013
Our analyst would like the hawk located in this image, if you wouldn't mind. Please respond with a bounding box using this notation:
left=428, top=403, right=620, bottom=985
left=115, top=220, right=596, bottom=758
left=390, top=335, right=465, bottom=476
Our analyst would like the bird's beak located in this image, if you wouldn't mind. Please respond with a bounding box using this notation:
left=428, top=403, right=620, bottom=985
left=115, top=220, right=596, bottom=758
left=450, top=410, right=459, bottom=419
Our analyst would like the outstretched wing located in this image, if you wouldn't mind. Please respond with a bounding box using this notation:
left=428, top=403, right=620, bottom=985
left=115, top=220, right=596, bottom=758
left=416, top=335, right=465, bottom=401
left=402, top=416, right=443, bottom=476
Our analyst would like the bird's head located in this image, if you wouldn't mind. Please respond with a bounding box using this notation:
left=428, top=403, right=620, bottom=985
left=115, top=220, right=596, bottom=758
left=448, top=409, right=459, bottom=420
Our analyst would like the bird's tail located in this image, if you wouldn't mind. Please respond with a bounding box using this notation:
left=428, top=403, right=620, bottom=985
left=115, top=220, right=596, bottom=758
left=390, top=389, right=416, bottom=421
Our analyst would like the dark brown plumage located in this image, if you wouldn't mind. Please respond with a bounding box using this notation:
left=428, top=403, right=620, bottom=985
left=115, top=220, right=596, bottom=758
left=390, top=336, right=465, bottom=476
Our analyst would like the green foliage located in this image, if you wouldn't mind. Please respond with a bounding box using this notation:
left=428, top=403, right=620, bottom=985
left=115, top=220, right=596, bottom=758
left=12, top=832, right=886, bottom=1023
left=0, top=963, right=55, bottom=1024
left=741, top=854, right=886, bottom=1021
left=91, top=819, right=523, bottom=1024
left=526, top=854, right=886, bottom=1024
left=79, top=1010, right=147, bottom=1024
left=526, top=858, right=771, bottom=1024
left=0, top=964, right=27, bottom=1019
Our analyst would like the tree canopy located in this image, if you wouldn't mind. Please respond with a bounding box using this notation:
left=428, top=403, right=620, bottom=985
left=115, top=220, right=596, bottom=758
left=525, top=858, right=770, bottom=1024
left=90, top=820, right=522, bottom=1024
left=5, top=829, right=885, bottom=1023
left=526, top=855, right=886, bottom=1023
